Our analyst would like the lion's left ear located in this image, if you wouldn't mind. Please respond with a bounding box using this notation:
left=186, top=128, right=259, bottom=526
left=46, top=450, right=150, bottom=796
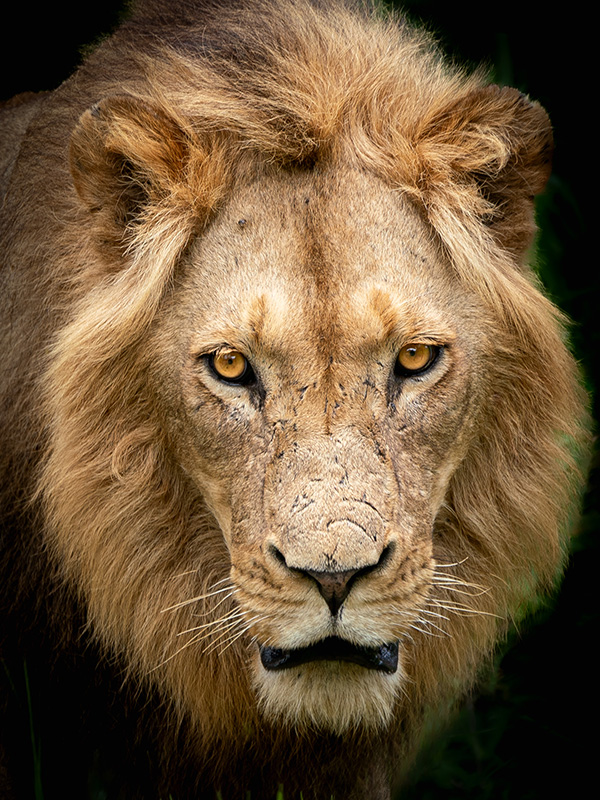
left=416, top=85, right=553, bottom=260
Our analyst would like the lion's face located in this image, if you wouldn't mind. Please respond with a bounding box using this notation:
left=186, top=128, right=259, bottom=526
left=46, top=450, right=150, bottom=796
left=151, top=166, right=488, bottom=731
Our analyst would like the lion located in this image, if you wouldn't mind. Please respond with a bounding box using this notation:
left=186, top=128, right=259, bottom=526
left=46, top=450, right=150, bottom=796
left=0, top=0, right=590, bottom=797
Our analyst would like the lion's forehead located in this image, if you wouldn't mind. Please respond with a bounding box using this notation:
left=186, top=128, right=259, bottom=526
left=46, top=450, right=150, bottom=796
left=183, top=166, right=459, bottom=359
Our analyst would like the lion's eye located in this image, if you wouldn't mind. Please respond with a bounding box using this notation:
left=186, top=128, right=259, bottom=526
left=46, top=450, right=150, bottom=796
left=208, top=349, right=254, bottom=384
left=395, top=344, right=439, bottom=377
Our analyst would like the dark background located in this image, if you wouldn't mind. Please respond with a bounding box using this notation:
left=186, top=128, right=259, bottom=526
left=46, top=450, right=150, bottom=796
left=1, top=2, right=596, bottom=798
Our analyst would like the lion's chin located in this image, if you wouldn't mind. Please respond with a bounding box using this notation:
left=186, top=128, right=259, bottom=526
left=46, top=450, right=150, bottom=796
left=253, top=642, right=403, bottom=734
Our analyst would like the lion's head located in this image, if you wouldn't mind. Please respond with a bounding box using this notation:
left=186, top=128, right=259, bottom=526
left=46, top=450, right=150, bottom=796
left=33, top=0, right=588, bottom=758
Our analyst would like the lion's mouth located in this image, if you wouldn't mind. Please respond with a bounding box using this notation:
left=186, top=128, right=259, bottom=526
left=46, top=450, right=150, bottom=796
left=259, top=636, right=399, bottom=673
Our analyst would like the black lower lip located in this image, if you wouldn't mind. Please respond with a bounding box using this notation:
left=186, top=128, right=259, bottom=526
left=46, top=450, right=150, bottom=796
left=259, top=637, right=399, bottom=673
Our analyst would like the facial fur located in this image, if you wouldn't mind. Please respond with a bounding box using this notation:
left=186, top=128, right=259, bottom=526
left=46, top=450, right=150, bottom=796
left=144, top=167, right=477, bottom=730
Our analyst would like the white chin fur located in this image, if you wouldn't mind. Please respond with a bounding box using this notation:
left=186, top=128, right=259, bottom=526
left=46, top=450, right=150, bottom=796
left=252, top=653, right=402, bottom=734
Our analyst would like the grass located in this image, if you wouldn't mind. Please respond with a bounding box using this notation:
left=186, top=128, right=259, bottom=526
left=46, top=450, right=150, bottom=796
left=23, top=662, right=44, bottom=800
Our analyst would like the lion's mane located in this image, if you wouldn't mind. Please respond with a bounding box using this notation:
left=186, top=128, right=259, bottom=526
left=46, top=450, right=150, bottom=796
left=0, top=1, right=590, bottom=798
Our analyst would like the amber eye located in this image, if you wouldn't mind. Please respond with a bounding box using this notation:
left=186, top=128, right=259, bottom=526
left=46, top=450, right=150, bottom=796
left=208, top=348, right=253, bottom=384
left=395, top=344, right=439, bottom=376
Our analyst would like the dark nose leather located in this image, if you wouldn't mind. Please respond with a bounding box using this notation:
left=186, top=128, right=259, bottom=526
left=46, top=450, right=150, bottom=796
left=303, top=568, right=361, bottom=615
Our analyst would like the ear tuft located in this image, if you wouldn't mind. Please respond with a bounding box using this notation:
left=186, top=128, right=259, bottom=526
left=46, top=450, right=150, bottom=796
left=70, top=96, right=190, bottom=228
left=416, top=84, right=553, bottom=258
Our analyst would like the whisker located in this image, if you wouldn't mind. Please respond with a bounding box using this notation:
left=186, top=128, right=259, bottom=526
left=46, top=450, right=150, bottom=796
left=213, top=627, right=252, bottom=657
left=151, top=633, right=210, bottom=671
left=419, top=608, right=451, bottom=622
left=173, top=618, right=246, bottom=656
left=189, top=621, right=241, bottom=648
left=433, top=557, right=469, bottom=569
left=389, top=604, right=451, bottom=639
left=169, top=572, right=229, bottom=585
left=246, top=632, right=262, bottom=650
left=198, top=609, right=265, bottom=643
left=162, top=584, right=235, bottom=613
left=431, top=571, right=485, bottom=585
left=177, top=608, right=245, bottom=636
left=213, top=615, right=270, bottom=657
left=432, top=583, right=489, bottom=598
left=169, top=569, right=199, bottom=580
left=415, top=616, right=449, bottom=636
left=151, top=611, right=245, bottom=671
left=428, top=599, right=502, bottom=619
left=190, top=590, right=235, bottom=619
left=408, top=622, right=444, bottom=638
left=202, top=614, right=264, bottom=656
left=431, top=572, right=488, bottom=589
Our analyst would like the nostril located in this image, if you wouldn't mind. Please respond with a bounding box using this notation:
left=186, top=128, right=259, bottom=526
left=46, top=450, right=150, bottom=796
left=268, top=545, right=287, bottom=566
left=376, top=543, right=395, bottom=571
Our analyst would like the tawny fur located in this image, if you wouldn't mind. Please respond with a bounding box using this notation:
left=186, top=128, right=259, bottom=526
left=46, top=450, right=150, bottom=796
left=0, top=1, right=590, bottom=798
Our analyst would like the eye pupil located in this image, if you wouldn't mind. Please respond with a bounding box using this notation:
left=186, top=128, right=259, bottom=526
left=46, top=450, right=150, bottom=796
left=396, top=343, right=438, bottom=375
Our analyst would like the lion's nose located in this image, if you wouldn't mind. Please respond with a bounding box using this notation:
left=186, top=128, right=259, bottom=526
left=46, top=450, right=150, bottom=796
left=302, top=567, right=361, bottom=615
left=270, top=545, right=392, bottom=616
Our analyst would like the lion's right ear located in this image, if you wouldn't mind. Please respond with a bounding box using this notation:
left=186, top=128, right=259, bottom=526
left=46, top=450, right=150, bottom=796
left=69, top=96, right=227, bottom=243
left=70, top=96, right=188, bottom=225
